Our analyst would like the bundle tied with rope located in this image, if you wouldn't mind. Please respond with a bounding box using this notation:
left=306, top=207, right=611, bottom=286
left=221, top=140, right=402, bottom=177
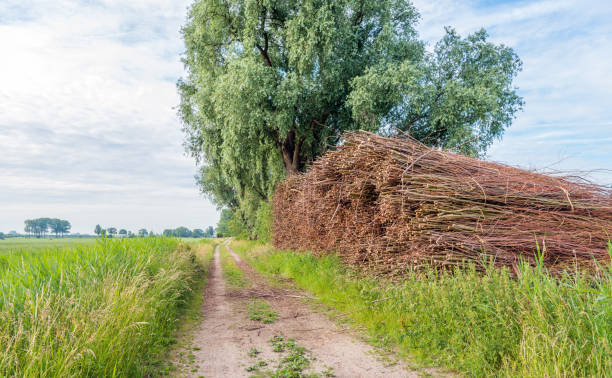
left=273, top=131, right=612, bottom=275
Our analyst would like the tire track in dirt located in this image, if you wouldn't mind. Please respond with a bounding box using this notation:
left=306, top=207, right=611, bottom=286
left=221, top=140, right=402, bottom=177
left=187, top=242, right=423, bottom=377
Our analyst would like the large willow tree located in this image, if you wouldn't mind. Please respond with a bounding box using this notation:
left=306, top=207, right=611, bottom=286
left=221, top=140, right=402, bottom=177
left=178, top=0, right=523, bottom=232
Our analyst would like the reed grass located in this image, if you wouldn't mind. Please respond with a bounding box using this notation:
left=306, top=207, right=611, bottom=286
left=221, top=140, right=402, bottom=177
left=0, top=237, right=202, bottom=377
left=232, top=240, right=612, bottom=377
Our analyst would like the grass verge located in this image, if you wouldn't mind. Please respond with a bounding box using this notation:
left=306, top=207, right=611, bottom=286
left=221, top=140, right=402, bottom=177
left=163, top=239, right=217, bottom=375
left=0, top=237, right=202, bottom=377
left=231, top=240, right=612, bottom=377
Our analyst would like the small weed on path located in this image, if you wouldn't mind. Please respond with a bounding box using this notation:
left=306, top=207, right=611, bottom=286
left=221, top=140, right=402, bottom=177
left=248, top=299, right=279, bottom=323
left=249, top=348, right=261, bottom=357
left=245, top=335, right=336, bottom=377
left=246, top=360, right=268, bottom=372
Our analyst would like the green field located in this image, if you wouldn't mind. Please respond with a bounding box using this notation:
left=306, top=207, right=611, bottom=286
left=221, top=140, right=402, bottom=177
left=0, top=237, right=217, bottom=254
left=232, top=240, right=612, bottom=377
left=0, top=237, right=98, bottom=253
left=0, top=237, right=205, bottom=377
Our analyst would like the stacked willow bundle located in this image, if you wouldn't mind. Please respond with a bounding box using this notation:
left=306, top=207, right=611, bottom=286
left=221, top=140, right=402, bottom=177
left=273, top=131, right=612, bottom=275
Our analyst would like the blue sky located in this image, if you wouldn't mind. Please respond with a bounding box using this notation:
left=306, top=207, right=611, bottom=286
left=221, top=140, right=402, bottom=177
left=1, top=0, right=611, bottom=234
left=412, top=0, right=612, bottom=181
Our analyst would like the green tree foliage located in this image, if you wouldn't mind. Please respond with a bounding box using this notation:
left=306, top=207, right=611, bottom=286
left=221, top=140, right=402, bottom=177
left=179, top=0, right=523, bottom=234
left=98, top=225, right=135, bottom=238
left=60, top=220, right=71, bottom=237
left=48, top=219, right=61, bottom=237
left=24, top=218, right=71, bottom=238
left=205, top=226, right=215, bottom=238
left=349, top=27, right=523, bottom=156
left=48, top=219, right=71, bottom=237
left=215, top=209, right=232, bottom=238
left=216, top=209, right=247, bottom=238
left=24, top=219, right=47, bottom=238
left=254, top=201, right=273, bottom=242
left=173, top=227, right=193, bottom=238
left=155, top=227, right=213, bottom=238
left=138, top=228, right=148, bottom=237
left=191, top=227, right=215, bottom=238
left=162, top=227, right=201, bottom=237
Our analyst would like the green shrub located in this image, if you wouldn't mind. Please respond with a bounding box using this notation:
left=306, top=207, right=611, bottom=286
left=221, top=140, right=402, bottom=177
left=254, top=201, right=273, bottom=243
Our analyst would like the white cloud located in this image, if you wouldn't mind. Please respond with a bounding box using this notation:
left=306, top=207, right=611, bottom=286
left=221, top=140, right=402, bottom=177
left=0, top=0, right=218, bottom=233
left=412, top=0, right=612, bottom=185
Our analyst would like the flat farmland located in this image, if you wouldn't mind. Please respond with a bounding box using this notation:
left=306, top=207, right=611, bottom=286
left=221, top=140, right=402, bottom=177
left=0, top=237, right=97, bottom=253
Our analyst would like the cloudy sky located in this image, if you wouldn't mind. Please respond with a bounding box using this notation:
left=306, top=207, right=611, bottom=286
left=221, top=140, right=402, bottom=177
left=413, top=0, right=612, bottom=181
left=1, top=0, right=611, bottom=234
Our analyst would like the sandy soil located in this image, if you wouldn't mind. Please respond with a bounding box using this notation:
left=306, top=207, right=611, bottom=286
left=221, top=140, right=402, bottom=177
left=184, top=242, right=424, bottom=378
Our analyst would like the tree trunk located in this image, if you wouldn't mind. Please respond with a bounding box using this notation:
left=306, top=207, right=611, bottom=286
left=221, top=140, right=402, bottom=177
left=281, top=145, right=299, bottom=175
left=280, top=130, right=301, bottom=175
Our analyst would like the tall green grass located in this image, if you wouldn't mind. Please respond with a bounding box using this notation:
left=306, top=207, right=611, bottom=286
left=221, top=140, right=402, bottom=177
left=0, top=237, right=202, bottom=377
left=232, top=240, right=612, bottom=377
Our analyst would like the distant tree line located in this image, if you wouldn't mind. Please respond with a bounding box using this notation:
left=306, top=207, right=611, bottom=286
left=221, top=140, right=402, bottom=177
left=93, top=225, right=134, bottom=238
left=162, top=226, right=215, bottom=238
left=24, top=218, right=71, bottom=238
left=93, top=225, right=215, bottom=238
left=0, top=222, right=216, bottom=241
left=0, top=230, right=87, bottom=239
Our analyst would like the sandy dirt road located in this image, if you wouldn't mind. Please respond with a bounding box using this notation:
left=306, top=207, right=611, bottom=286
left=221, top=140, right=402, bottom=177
left=182, top=242, right=422, bottom=378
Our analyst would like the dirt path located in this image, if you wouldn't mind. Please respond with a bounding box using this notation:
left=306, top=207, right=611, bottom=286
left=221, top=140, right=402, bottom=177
left=186, top=242, right=420, bottom=377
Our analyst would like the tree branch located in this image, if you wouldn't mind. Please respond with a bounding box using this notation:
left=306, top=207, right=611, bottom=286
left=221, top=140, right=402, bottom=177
left=256, top=45, right=272, bottom=67
left=256, top=10, right=273, bottom=67
left=404, top=88, right=445, bottom=130
left=352, top=0, right=365, bottom=26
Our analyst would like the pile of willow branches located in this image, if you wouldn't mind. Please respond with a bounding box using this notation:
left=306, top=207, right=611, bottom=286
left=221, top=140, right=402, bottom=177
left=273, top=131, right=612, bottom=275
